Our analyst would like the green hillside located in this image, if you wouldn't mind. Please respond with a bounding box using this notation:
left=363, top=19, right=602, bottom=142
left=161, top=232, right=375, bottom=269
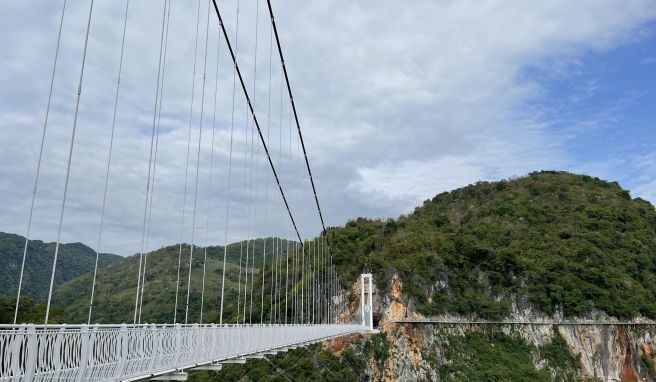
left=54, top=238, right=299, bottom=324
left=330, top=171, right=656, bottom=319
left=0, top=232, right=121, bottom=300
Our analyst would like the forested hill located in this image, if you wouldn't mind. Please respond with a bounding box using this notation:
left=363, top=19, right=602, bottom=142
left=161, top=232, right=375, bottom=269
left=53, top=238, right=293, bottom=324
left=0, top=232, right=121, bottom=300
left=329, top=171, right=656, bottom=319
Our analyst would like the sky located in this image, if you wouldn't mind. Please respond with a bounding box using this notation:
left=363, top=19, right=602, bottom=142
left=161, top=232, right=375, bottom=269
left=0, top=0, right=655, bottom=256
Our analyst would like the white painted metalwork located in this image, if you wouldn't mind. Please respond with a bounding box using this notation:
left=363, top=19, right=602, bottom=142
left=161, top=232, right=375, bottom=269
left=361, top=273, right=373, bottom=331
left=0, top=323, right=363, bottom=382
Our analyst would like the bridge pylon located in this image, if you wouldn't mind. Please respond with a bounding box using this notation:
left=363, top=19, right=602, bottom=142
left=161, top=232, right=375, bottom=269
left=361, top=273, right=374, bottom=331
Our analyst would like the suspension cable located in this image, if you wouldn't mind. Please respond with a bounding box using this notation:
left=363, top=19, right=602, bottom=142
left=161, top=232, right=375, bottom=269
left=219, top=0, right=241, bottom=325
left=265, top=0, right=335, bottom=258
left=245, top=0, right=261, bottom=325
left=210, top=0, right=304, bottom=245
left=185, top=0, right=211, bottom=325
left=45, top=0, right=95, bottom=326
left=270, top=235, right=275, bottom=324
left=264, top=6, right=274, bottom=325
left=134, top=0, right=167, bottom=326
left=301, top=239, right=305, bottom=323
left=285, top=238, right=289, bottom=324
left=88, top=0, right=130, bottom=325
left=201, top=13, right=222, bottom=327
left=277, top=65, right=284, bottom=324
left=14, top=0, right=67, bottom=325
left=286, top=85, right=293, bottom=325
left=139, top=0, right=172, bottom=324
left=174, top=0, right=202, bottom=325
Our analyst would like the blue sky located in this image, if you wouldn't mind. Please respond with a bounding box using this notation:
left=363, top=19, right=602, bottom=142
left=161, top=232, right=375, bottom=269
left=530, top=22, right=656, bottom=200
left=0, top=0, right=655, bottom=255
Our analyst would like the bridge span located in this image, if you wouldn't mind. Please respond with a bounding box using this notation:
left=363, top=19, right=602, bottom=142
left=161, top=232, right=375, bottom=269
left=0, top=323, right=367, bottom=382
left=1, top=0, right=380, bottom=379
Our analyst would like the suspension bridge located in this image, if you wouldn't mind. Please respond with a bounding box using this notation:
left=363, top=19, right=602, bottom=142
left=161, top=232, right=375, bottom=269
left=0, top=0, right=374, bottom=380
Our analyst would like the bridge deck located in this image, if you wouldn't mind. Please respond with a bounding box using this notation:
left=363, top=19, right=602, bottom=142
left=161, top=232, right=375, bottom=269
left=0, top=323, right=364, bottom=382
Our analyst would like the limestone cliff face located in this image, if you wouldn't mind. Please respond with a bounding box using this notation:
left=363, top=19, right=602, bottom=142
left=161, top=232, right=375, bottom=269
left=353, top=274, right=656, bottom=382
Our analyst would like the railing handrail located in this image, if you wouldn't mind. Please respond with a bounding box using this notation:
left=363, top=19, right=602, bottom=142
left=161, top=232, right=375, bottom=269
left=0, top=323, right=366, bottom=381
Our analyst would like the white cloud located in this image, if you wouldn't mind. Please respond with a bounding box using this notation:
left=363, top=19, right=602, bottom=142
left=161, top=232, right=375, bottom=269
left=0, top=0, right=655, bottom=255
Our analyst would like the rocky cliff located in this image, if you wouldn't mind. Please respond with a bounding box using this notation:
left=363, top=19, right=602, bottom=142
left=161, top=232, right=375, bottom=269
left=346, top=274, right=656, bottom=382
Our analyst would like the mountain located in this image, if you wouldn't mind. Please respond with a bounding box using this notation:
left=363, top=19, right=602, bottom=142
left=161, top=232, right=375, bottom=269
left=0, top=232, right=121, bottom=301
left=329, top=170, right=656, bottom=320
left=53, top=238, right=296, bottom=324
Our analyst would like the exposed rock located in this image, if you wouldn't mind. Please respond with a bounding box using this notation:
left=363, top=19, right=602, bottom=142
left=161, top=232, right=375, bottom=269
left=359, top=272, right=656, bottom=382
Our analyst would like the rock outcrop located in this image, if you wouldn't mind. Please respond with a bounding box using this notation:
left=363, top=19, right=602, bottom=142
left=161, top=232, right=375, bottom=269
left=353, top=273, right=656, bottom=382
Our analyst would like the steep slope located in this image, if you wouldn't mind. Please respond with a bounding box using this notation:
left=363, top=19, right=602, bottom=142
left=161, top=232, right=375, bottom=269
left=0, top=232, right=121, bottom=300
left=330, top=171, right=656, bottom=319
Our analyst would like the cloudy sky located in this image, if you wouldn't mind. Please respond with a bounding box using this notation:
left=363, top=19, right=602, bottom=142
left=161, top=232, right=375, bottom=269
left=1, top=0, right=655, bottom=256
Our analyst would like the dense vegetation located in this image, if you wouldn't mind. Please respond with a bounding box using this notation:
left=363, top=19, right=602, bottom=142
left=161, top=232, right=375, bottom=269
left=187, top=335, right=387, bottom=382
left=436, top=330, right=592, bottom=382
left=0, top=232, right=120, bottom=300
left=53, top=238, right=303, bottom=324
left=330, top=171, right=656, bottom=319
left=0, top=295, right=68, bottom=324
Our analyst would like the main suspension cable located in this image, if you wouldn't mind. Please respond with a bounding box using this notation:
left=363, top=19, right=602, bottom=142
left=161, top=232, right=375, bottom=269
left=265, top=0, right=334, bottom=258
left=210, top=0, right=304, bottom=245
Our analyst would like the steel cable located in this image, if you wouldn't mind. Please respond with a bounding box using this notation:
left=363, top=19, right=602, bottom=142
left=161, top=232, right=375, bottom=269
left=45, top=0, right=95, bottom=325
left=89, top=0, right=131, bottom=324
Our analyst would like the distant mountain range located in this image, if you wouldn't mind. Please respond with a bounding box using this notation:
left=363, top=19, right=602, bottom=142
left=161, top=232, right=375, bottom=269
left=0, top=232, right=121, bottom=301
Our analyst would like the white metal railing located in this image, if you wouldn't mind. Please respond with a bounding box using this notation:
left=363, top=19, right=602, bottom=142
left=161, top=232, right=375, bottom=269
left=0, top=323, right=364, bottom=381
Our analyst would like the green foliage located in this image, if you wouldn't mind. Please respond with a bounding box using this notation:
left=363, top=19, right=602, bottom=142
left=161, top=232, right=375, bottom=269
left=641, top=352, right=656, bottom=379
left=53, top=238, right=307, bottom=324
left=436, top=330, right=599, bottom=382
left=438, top=331, right=553, bottom=381
left=187, top=344, right=366, bottom=382
left=0, top=295, right=68, bottom=324
left=364, top=333, right=391, bottom=370
left=329, top=171, right=656, bottom=319
left=539, top=329, right=582, bottom=381
left=0, top=232, right=120, bottom=301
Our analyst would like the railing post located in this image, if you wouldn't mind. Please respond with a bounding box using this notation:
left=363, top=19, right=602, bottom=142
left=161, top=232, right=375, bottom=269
left=53, top=325, right=66, bottom=377
left=75, top=324, right=90, bottom=382
left=149, top=323, right=158, bottom=374
left=210, top=324, right=218, bottom=358
left=23, top=324, right=38, bottom=380
left=174, top=323, right=182, bottom=367
left=116, top=324, right=129, bottom=379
